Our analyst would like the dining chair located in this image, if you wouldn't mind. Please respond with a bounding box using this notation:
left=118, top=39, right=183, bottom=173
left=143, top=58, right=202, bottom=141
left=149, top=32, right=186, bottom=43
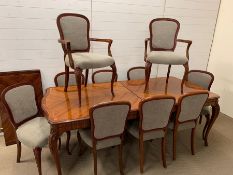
left=168, top=91, right=209, bottom=160
left=1, top=83, right=50, bottom=175
left=54, top=71, right=85, bottom=155
left=127, top=66, right=145, bottom=80
left=127, top=96, right=175, bottom=173
left=79, top=101, right=131, bottom=175
left=92, top=69, right=118, bottom=83
left=144, top=18, right=192, bottom=93
left=57, top=13, right=117, bottom=106
left=186, top=70, right=214, bottom=138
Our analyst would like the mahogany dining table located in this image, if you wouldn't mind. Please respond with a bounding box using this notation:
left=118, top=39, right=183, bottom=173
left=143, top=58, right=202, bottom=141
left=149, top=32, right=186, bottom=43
left=42, top=77, right=220, bottom=175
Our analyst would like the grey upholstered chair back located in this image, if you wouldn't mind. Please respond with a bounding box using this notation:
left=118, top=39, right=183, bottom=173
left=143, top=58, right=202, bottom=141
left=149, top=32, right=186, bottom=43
left=187, top=71, right=214, bottom=90
left=58, top=14, right=89, bottom=51
left=127, top=67, right=145, bottom=80
left=4, top=85, right=38, bottom=124
left=91, top=103, right=130, bottom=139
left=141, top=97, right=175, bottom=131
left=150, top=19, right=180, bottom=50
left=178, top=93, right=209, bottom=122
left=55, top=73, right=77, bottom=86
left=92, top=70, right=113, bottom=83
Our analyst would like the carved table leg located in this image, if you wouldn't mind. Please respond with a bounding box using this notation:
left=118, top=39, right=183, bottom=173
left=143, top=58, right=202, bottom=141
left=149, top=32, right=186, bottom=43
left=204, top=103, right=220, bottom=146
left=49, top=125, right=62, bottom=175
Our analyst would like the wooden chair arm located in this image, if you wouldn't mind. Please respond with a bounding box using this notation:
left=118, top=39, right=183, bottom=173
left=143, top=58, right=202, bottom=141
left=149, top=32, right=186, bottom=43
left=177, top=39, right=192, bottom=60
left=144, top=38, right=150, bottom=62
left=90, top=38, right=113, bottom=56
left=58, top=39, right=74, bottom=68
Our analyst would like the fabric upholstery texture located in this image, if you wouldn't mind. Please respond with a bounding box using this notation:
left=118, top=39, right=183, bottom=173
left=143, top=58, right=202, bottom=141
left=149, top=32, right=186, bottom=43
left=188, top=72, right=213, bottom=90
left=56, top=73, right=77, bottom=86
left=147, top=51, right=188, bottom=65
left=79, top=129, right=121, bottom=150
left=141, top=99, right=175, bottom=130
left=93, top=71, right=113, bottom=83
left=178, top=94, right=209, bottom=122
left=201, top=106, right=212, bottom=116
left=5, top=85, right=38, bottom=124
left=60, top=16, right=89, bottom=51
left=151, top=20, right=178, bottom=50
left=168, top=121, right=196, bottom=130
left=65, top=52, right=114, bottom=69
left=127, top=121, right=165, bottom=141
left=92, top=105, right=129, bottom=139
left=128, top=68, right=145, bottom=80
left=16, top=117, right=50, bottom=148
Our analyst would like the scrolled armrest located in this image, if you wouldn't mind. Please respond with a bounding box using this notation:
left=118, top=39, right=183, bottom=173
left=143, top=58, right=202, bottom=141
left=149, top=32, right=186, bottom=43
left=177, top=39, right=192, bottom=60
left=58, top=39, right=74, bottom=68
left=90, top=38, right=113, bottom=56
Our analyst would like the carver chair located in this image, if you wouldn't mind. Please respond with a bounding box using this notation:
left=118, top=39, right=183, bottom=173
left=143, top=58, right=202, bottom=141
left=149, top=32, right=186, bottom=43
left=79, top=101, right=131, bottom=175
left=168, top=91, right=209, bottom=160
left=127, top=66, right=145, bottom=80
left=127, top=96, right=175, bottom=173
left=92, top=69, right=118, bottom=83
left=1, top=83, right=50, bottom=175
left=186, top=70, right=214, bottom=138
left=57, top=13, right=117, bottom=106
left=144, top=18, right=192, bottom=92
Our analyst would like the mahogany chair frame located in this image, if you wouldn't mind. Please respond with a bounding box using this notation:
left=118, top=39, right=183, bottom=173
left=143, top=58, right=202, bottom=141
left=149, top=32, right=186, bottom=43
left=92, top=69, right=118, bottom=84
left=171, top=91, right=209, bottom=160
left=127, top=66, right=145, bottom=80
left=79, top=101, right=131, bottom=175
left=186, top=70, right=214, bottom=138
left=1, top=83, right=45, bottom=175
left=57, top=13, right=117, bottom=106
left=138, top=95, right=176, bottom=173
left=144, top=18, right=192, bottom=93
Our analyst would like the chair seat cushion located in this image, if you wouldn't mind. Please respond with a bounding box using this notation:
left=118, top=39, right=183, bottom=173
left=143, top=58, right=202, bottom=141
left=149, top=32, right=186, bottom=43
left=16, top=117, right=50, bottom=148
left=127, top=121, right=165, bottom=141
left=65, top=52, right=115, bottom=69
left=168, top=121, right=196, bottom=131
left=201, top=106, right=212, bottom=116
left=79, top=129, right=121, bottom=150
left=147, top=51, right=188, bottom=65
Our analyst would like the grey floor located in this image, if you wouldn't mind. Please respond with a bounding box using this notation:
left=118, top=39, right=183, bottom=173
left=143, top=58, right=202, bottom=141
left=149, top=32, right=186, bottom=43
left=1, top=113, right=233, bottom=175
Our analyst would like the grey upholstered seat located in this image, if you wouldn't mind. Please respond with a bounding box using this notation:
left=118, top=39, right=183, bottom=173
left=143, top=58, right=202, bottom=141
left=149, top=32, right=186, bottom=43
left=65, top=52, right=114, bottom=69
left=79, top=129, right=121, bottom=150
left=16, top=117, right=50, bottom=148
left=147, top=51, right=188, bottom=65
left=127, top=67, right=145, bottom=80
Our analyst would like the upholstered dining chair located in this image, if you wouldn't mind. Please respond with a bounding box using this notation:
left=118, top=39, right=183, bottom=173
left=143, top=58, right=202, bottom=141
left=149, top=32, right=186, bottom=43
left=127, top=96, right=175, bottom=173
left=92, top=69, right=118, bottom=83
left=186, top=70, right=214, bottom=138
left=79, top=101, right=131, bottom=175
left=57, top=13, right=117, bottom=106
left=54, top=71, right=85, bottom=155
left=127, top=66, right=145, bottom=80
left=1, top=83, right=50, bottom=175
left=168, top=91, right=209, bottom=160
left=144, top=18, right=192, bottom=92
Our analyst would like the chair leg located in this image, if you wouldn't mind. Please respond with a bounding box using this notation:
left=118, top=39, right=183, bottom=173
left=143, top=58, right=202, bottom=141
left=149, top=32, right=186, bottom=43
left=58, top=138, right=61, bottom=150
left=144, top=61, right=152, bottom=92
left=166, top=65, right=171, bottom=84
left=118, top=143, right=124, bottom=175
left=33, top=147, right=42, bottom=175
left=64, top=65, right=69, bottom=92
left=191, top=128, right=195, bottom=155
left=77, top=131, right=83, bottom=156
left=161, top=137, right=167, bottom=168
left=16, top=141, right=21, bottom=163
left=173, top=128, right=178, bottom=160
left=181, top=63, right=189, bottom=94
left=139, top=137, right=144, bottom=173
left=93, top=147, right=97, bottom=175
left=203, top=114, right=210, bottom=139
left=110, top=63, right=117, bottom=97
left=199, top=115, right=203, bottom=124
left=66, top=131, right=72, bottom=155
left=85, top=69, right=89, bottom=87
left=74, top=67, right=83, bottom=107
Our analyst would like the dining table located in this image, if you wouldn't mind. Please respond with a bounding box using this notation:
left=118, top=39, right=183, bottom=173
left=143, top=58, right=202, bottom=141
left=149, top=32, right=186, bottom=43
left=42, top=77, right=220, bottom=175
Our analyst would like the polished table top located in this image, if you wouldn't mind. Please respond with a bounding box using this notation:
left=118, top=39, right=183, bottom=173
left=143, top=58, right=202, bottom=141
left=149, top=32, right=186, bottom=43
left=42, top=77, right=220, bottom=124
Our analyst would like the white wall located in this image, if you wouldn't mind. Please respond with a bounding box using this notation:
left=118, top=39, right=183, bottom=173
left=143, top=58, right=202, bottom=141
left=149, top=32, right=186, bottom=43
left=0, top=0, right=220, bottom=89
left=208, top=0, right=233, bottom=117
